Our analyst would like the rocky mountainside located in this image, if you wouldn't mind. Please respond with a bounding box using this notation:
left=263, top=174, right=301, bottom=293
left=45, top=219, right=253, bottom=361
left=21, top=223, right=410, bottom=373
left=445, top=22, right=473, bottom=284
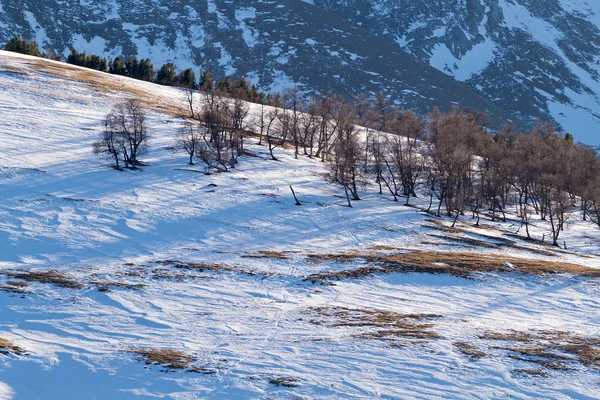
left=314, top=0, right=600, bottom=144
left=1, top=0, right=599, bottom=142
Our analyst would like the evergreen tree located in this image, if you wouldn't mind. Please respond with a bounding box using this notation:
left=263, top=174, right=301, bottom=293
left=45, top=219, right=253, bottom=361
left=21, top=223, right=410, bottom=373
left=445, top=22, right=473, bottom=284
left=178, top=68, right=196, bottom=88
left=110, top=57, right=127, bottom=75
left=217, top=76, right=232, bottom=93
left=136, top=58, right=155, bottom=81
left=156, top=62, right=178, bottom=85
left=4, top=36, right=42, bottom=57
left=565, top=132, right=575, bottom=146
left=67, top=49, right=87, bottom=66
left=199, top=71, right=214, bottom=91
left=85, top=54, right=107, bottom=71
left=125, top=56, right=139, bottom=78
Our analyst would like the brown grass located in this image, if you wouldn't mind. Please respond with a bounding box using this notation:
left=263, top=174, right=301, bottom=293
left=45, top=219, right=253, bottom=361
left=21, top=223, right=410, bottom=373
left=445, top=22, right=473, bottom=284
left=454, top=342, right=487, bottom=360
left=0, top=338, right=25, bottom=355
left=306, top=307, right=442, bottom=343
left=304, top=251, right=600, bottom=283
left=242, top=251, right=290, bottom=260
left=368, top=245, right=407, bottom=251
left=130, top=348, right=194, bottom=370
left=7, top=270, right=84, bottom=289
left=21, top=60, right=190, bottom=119
left=482, top=330, right=600, bottom=370
left=157, top=260, right=235, bottom=273
left=269, top=377, right=299, bottom=387
left=90, top=281, right=146, bottom=292
left=0, top=281, right=31, bottom=294
left=513, top=368, right=549, bottom=377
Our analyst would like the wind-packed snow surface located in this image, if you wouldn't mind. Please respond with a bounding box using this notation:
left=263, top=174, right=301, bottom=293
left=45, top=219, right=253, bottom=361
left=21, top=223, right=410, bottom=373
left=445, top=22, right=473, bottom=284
left=1, top=52, right=600, bottom=399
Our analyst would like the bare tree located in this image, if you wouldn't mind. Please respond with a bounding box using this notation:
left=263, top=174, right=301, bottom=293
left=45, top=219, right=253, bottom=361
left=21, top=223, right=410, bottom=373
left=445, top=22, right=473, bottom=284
left=174, top=121, right=202, bottom=165
left=95, top=99, right=150, bottom=169
left=93, top=119, right=125, bottom=170
left=388, top=110, right=427, bottom=204
left=329, top=116, right=363, bottom=207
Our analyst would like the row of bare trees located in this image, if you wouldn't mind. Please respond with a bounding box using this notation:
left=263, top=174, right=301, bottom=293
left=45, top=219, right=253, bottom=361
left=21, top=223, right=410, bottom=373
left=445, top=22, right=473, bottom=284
left=175, top=91, right=250, bottom=172
left=94, top=89, right=600, bottom=246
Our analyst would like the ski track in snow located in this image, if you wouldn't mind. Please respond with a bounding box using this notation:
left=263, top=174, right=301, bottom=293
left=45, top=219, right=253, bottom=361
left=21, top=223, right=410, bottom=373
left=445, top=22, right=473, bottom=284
left=0, top=52, right=600, bottom=399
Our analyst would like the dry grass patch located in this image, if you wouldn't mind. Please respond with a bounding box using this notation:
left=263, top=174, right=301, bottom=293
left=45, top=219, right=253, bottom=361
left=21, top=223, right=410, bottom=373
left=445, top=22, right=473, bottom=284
left=269, top=376, right=299, bottom=387
left=368, top=245, right=407, bottom=251
left=157, top=260, right=235, bottom=273
left=0, top=281, right=31, bottom=294
left=513, top=368, right=549, bottom=377
left=242, top=251, right=290, bottom=260
left=454, top=342, right=487, bottom=360
left=25, top=61, right=190, bottom=118
left=90, top=280, right=146, bottom=292
left=482, top=330, right=600, bottom=371
left=304, top=251, right=600, bottom=282
left=7, top=270, right=83, bottom=289
left=0, top=338, right=25, bottom=355
left=130, top=348, right=194, bottom=370
left=306, top=307, right=442, bottom=343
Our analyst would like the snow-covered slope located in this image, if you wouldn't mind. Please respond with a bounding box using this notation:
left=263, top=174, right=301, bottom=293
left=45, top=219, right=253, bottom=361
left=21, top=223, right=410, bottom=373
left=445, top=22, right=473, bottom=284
left=315, top=0, right=600, bottom=145
left=1, top=52, right=600, bottom=399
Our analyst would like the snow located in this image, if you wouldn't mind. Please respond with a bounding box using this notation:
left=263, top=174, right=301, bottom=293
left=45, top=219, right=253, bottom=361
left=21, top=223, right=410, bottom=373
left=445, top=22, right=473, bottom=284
left=23, top=11, right=48, bottom=48
left=235, top=8, right=259, bottom=49
left=429, top=39, right=497, bottom=81
left=214, top=42, right=235, bottom=76
left=1, top=51, right=600, bottom=399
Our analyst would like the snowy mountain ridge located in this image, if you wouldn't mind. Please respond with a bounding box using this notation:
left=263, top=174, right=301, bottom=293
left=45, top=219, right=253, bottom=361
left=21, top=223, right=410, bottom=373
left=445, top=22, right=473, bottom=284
left=1, top=0, right=600, bottom=143
left=316, top=0, right=600, bottom=145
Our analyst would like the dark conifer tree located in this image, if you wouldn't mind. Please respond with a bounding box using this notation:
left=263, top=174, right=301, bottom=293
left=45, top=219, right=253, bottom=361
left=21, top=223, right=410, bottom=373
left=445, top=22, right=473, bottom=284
left=156, top=62, right=178, bottom=85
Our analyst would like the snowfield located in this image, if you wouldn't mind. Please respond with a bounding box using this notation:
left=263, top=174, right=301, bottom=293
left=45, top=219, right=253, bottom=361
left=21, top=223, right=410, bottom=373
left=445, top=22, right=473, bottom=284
left=1, top=51, right=600, bottom=399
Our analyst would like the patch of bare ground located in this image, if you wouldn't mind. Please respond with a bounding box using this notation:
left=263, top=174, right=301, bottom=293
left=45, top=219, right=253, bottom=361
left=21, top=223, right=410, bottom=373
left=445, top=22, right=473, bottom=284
left=130, top=348, right=215, bottom=373
left=0, top=338, right=25, bottom=355
left=0, top=281, right=31, bottom=294
left=304, top=251, right=600, bottom=283
left=513, top=368, right=549, bottom=377
left=305, top=307, right=442, bottom=343
left=454, top=342, right=487, bottom=360
left=368, top=245, right=408, bottom=251
left=90, top=281, right=146, bottom=292
left=269, top=376, right=299, bottom=387
left=482, top=330, right=600, bottom=371
left=157, top=260, right=274, bottom=277
left=242, top=250, right=290, bottom=260
left=6, top=270, right=84, bottom=289
left=157, top=260, right=235, bottom=273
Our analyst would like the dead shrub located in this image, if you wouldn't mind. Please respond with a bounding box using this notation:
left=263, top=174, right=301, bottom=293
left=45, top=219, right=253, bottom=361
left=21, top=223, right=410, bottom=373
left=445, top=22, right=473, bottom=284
left=7, top=270, right=83, bottom=289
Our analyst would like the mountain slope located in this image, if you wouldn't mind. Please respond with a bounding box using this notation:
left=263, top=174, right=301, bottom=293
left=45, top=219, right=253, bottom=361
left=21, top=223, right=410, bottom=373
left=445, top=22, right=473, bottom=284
left=0, top=0, right=521, bottom=128
left=314, top=0, right=600, bottom=145
left=2, top=51, right=600, bottom=399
